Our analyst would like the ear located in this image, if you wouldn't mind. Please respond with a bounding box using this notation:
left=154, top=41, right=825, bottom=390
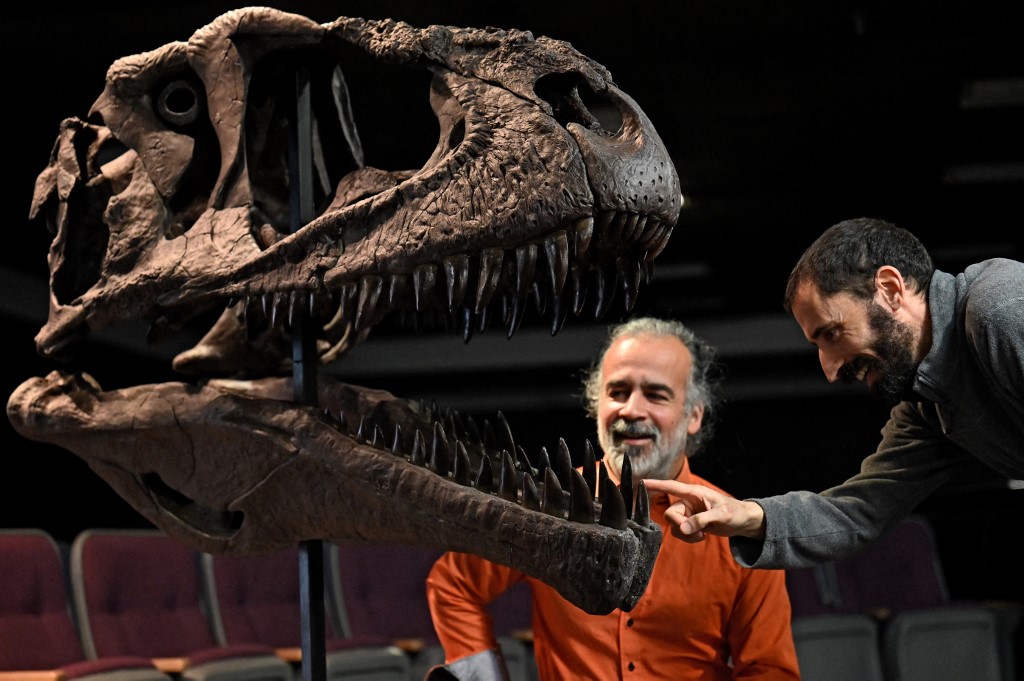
left=687, top=403, right=704, bottom=436
left=874, top=265, right=905, bottom=311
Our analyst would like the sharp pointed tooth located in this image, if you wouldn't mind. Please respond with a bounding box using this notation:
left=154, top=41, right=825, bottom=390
left=593, top=267, right=613, bottom=319
left=261, top=293, right=273, bottom=319
left=522, top=471, right=541, bottom=511
left=617, top=258, right=641, bottom=313
left=475, top=248, right=503, bottom=314
left=569, top=468, right=595, bottom=524
left=641, top=261, right=656, bottom=285
left=633, top=480, right=651, bottom=525
left=475, top=454, right=494, bottom=493
left=482, top=419, right=497, bottom=451
left=530, top=281, right=546, bottom=316
left=626, top=214, right=647, bottom=244
left=506, top=294, right=523, bottom=339
left=571, top=266, right=588, bottom=316
left=581, top=440, right=597, bottom=495
left=575, top=215, right=597, bottom=259
left=496, top=412, right=516, bottom=457
left=515, top=446, right=534, bottom=476
left=410, top=430, right=426, bottom=466
left=647, top=223, right=674, bottom=260
left=387, top=274, right=407, bottom=307
left=541, top=468, right=565, bottom=518
left=453, top=442, right=471, bottom=486
left=464, top=414, right=482, bottom=445
left=371, top=424, right=385, bottom=448
left=535, top=446, right=552, bottom=474
left=477, top=305, right=489, bottom=333
left=354, top=416, right=367, bottom=443
left=443, top=254, right=470, bottom=312
left=620, top=212, right=640, bottom=242
left=390, top=424, right=404, bottom=455
left=413, top=264, right=437, bottom=311
left=287, top=290, right=302, bottom=327
left=499, top=450, right=518, bottom=502
left=515, top=244, right=537, bottom=298
left=598, top=476, right=627, bottom=530
left=430, top=422, right=451, bottom=476
left=620, top=453, right=634, bottom=518
left=270, top=292, right=283, bottom=327
left=460, top=307, right=474, bottom=344
left=549, top=289, right=568, bottom=337
left=555, top=438, right=573, bottom=489
left=603, top=212, right=626, bottom=241
left=638, top=218, right=661, bottom=248
left=341, top=282, right=358, bottom=328
left=355, top=275, right=383, bottom=331
left=543, top=231, right=569, bottom=294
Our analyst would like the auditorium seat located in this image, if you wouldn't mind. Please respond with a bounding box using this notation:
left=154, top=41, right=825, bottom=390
left=0, top=527, right=171, bottom=681
left=329, top=541, right=535, bottom=681
left=786, top=514, right=1019, bottom=681
left=69, top=528, right=293, bottom=681
left=201, top=541, right=411, bottom=680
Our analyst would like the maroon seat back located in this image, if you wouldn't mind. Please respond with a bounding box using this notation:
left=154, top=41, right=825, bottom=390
left=0, top=528, right=84, bottom=669
left=71, top=528, right=216, bottom=658
left=204, top=544, right=338, bottom=647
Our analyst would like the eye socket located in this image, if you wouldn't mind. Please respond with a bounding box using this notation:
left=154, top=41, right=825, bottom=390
left=156, top=78, right=203, bottom=127
left=534, top=72, right=623, bottom=135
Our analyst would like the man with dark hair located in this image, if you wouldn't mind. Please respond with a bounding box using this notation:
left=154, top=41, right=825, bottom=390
left=646, top=218, right=1024, bottom=568
left=426, top=317, right=800, bottom=680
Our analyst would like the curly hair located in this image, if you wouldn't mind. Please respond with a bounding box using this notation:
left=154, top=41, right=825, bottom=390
left=783, top=217, right=934, bottom=312
left=581, top=317, right=724, bottom=457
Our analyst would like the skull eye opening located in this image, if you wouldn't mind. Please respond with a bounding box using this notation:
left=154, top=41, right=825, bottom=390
left=156, top=78, right=203, bottom=128
left=534, top=72, right=623, bottom=136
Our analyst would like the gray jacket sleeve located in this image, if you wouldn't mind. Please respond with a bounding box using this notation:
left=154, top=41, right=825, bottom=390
left=731, top=401, right=970, bottom=569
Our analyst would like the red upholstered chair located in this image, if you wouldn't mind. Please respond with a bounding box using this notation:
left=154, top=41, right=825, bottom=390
left=69, top=528, right=293, bottom=681
left=201, top=543, right=410, bottom=680
left=0, top=527, right=170, bottom=681
left=329, top=541, right=535, bottom=681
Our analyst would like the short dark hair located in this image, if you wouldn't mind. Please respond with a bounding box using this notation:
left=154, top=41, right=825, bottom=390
left=783, top=218, right=934, bottom=313
left=581, top=317, right=724, bottom=457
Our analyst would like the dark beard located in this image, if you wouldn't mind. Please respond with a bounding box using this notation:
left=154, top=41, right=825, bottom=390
left=839, top=303, right=918, bottom=406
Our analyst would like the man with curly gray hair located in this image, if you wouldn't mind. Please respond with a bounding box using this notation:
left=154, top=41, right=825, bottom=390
left=427, top=317, right=800, bottom=681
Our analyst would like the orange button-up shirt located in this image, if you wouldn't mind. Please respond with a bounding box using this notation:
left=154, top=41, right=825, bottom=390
left=426, top=458, right=801, bottom=680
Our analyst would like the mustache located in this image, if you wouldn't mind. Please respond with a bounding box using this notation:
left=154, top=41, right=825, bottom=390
left=839, top=356, right=879, bottom=384
left=611, top=420, right=659, bottom=439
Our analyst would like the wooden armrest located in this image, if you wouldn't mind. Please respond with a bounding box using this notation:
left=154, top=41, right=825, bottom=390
left=275, top=647, right=303, bottom=663
left=510, top=628, right=534, bottom=644
left=392, top=638, right=426, bottom=653
left=0, top=672, right=64, bottom=681
left=152, top=657, right=187, bottom=674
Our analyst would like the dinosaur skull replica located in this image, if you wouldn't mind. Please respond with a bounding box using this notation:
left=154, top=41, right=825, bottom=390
left=8, top=8, right=680, bottom=615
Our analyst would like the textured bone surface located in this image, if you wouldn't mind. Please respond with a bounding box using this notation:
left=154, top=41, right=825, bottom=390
left=8, top=7, right=679, bottom=614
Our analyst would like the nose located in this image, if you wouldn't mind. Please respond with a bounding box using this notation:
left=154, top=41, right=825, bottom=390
left=819, top=349, right=843, bottom=383
left=618, top=390, right=647, bottom=419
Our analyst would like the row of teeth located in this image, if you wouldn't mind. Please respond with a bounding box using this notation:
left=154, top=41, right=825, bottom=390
left=325, top=404, right=651, bottom=530
left=235, top=210, right=666, bottom=352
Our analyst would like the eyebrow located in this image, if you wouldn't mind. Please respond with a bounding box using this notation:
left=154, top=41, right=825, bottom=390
left=808, top=322, right=832, bottom=342
left=605, top=378, right=675, bottom=397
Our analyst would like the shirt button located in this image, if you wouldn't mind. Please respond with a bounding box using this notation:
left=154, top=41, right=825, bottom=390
left=626, top=618, right=634, bottom=627
left=628, top=662, right=635, bottom=671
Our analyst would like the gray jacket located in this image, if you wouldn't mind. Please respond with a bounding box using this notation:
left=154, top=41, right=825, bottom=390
left=734, top=257, right=1024, bottom=568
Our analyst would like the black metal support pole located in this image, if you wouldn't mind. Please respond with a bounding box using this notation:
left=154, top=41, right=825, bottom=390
left=289, top=64, right=327, bottom=681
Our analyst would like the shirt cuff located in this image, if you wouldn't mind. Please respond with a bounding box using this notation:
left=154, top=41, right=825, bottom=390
left=444, top=648, right=511, bottom=681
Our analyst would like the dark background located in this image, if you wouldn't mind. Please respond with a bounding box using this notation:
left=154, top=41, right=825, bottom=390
left=2, top=1, right=1021, bottom=604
